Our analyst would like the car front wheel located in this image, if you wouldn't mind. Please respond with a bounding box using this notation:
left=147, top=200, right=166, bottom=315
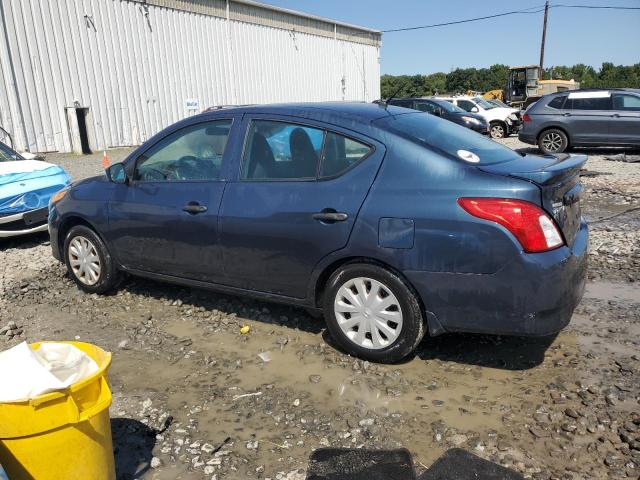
left=538, top=128, right=568, bottom=154
left=64, top=225, right=120, bottom=294
left=323, top=263, right=426, bottom=363
left=489, top=121, right=507, bottom=139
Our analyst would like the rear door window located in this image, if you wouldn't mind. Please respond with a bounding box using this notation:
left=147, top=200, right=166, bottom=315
left=612, top=93, right=640, bottom=111
left=242, top=120, right=323, bottom=180
left=320, top=133, right=371, bottom=178
left=241, top=120, right=372, bottom=180
left=565, top=94, right=611, bottom=110
left=414, top=101, right=438, bottom=114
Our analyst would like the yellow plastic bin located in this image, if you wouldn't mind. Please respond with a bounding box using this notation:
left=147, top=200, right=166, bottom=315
left=0, top=342, right=116, bottom=480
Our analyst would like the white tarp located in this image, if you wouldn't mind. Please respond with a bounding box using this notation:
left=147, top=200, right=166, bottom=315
left=0, top=342, right=98, bottom=402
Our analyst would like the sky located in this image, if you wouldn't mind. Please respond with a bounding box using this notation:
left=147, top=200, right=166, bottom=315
left=261, top=0, right=640, bottom=75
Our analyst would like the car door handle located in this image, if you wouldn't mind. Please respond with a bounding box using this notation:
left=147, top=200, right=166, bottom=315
left=312, top=211, right=348, bottom=222
left=562, top=113, right=572, bottom=117
left=611, top=113, right=620, bottom=118
left=182, top=202, right=208, bottom=214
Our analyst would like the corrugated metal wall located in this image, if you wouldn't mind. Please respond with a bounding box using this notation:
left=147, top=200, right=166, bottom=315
left=0, top=0, right=381, bottom=153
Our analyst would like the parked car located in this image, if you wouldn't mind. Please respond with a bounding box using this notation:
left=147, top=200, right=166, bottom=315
left=0, top=142, right=70, bottom=238
left=519, top=88, right=640, bottom=154
left=48, top=103, right=588, bottom=362
left=383, top=97, right=489, bottom=134
left=437, top=95, right=522, bottom=139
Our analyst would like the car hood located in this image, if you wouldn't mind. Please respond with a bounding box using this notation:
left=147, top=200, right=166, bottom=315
left=0, top=160, right=71, bottom=216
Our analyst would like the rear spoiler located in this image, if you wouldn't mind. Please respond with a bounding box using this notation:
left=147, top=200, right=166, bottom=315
left=479, top=154, right=587, bottom=185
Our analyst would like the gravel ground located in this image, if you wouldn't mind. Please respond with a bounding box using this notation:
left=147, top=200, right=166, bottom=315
left=1, top=138, right=639, bottom=480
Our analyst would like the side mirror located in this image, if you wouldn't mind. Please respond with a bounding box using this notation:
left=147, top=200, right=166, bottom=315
left=471, top=106, right=479, bottom=113
left=107, top=163, right=127, bottom=184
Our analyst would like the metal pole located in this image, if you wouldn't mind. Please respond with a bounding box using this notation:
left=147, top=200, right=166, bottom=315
left=539, top=0, right=549, bottom=73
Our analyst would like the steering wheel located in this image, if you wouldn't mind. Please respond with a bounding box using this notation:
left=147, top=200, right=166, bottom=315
left=175, top=155, right=203, bottom=180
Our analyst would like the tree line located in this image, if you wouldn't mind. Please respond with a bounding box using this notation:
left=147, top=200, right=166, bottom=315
left=380, top=63, right=640, bottom=99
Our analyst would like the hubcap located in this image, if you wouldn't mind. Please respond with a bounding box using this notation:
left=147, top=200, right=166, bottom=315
left=542, top=132, right=563, bottom=152
left=68, top=236, right=101, bottom=286
left=334, top=277, right=403, bottom=350
left=491, top=125, right=505, bottom=138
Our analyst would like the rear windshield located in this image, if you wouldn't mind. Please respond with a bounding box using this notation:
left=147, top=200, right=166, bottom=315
left=374, top=113, right=521, bottom=165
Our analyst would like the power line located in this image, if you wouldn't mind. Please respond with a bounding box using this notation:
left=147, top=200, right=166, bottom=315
left=381, top=6, right=546, bottom=33
left=381, top=3, right=640, bottom=33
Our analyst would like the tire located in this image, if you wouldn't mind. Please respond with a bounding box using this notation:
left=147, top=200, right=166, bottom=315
left=489, top=121, right=507, bottom=139
left=63, top=225, right=120, bottom=294
left=323, top=262, right=426, bottom=363
left=538, top=128, right=568, bottom=154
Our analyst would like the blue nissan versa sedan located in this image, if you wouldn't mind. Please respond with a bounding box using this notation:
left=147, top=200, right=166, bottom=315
left=48, top=103, right=588, bottom=362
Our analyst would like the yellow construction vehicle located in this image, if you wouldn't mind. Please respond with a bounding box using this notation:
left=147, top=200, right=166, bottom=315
left=469, top=65, right=579, bottom=108
left=505, top=65, right=578, bottom=108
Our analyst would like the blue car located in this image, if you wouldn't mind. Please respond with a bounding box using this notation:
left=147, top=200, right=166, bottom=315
left=1, top=142, right=70, bottom=238
left=48, top=103, right=588, bottom=362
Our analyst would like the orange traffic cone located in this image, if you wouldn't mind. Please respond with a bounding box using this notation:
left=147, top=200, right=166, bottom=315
left=102, top=150, right=110, bottom=169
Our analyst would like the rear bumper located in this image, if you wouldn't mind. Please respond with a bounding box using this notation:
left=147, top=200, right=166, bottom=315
left=405, top=220, right=588, bottom=336
left=0, top=208, right=49, bottom=238
left=518, top=130, right=537, bottom=145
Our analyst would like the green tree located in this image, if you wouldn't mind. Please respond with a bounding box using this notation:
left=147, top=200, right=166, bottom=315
left=382, top=63, right=640, bottom=98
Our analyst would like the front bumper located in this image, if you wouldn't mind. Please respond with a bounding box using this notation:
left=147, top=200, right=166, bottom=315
left=0, top=208, right=49, bottom=238
left=405, top=220, right=588, bottom=337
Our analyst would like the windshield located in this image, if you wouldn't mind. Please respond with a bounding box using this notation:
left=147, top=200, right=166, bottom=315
left=473, top=97, right=496, bottom=110
left=0, top=142, right=22, bottom=162
left=374, top=113, right=521, bottom=165
left=488, top=99, right=509, bottom=108
left=432, top=99, right=465, bottom=113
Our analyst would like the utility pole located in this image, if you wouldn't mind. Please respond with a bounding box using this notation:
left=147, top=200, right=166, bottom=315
left=539, top=0, right=549, bottom=74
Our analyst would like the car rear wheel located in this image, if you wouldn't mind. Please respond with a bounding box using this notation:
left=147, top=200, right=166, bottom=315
left=489, top=122, right=507, bottom=139
left=538, top=128, right=568, bottom=154
left=323, top=263, right=425, bottom=363
left=64, top=225, right=120, bottom=294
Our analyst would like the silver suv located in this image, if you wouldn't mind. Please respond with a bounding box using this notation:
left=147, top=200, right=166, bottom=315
left=519, top=89, right=640, bottom=154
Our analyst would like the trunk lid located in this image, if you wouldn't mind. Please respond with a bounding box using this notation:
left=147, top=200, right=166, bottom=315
left=479, top=153, right=586, bottom=247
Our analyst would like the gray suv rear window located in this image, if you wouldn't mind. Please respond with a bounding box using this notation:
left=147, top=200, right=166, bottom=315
left=565, top=96, right=611, bottom=110
left=374, top=113, right=520, bottom=165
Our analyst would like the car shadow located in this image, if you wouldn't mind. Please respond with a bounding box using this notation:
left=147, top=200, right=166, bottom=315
left=321, top=329, right=554, bottom=371
left=0, top=231, right=49, bottom=250
left=515, top=145, right=640, bottom=156
left=414, top=332, right=556, bottom=370
left=121, top=275, right=325, bottom=335
left=111, top=418, right=157, bottom=480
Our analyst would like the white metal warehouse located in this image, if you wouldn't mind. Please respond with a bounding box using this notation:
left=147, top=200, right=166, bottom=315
left=0, top=0, right=381, bottom=154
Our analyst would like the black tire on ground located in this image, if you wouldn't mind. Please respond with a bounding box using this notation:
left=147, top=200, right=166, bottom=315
left=63, top=225, right=121, bottom=294
left=489, top=121, right=507, bottom=139
left=322, top=262, right=426, bottom=363
left=538, top=128, right=569, bottom=154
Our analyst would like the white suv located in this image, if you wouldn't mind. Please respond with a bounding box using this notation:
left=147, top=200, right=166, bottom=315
left=436, top=96, right=522, bottom=139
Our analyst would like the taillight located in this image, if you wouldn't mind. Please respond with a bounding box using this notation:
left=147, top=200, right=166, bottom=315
left=458, top=198, right=564, bottom=253
left=522, top=113, right=532, bottom=123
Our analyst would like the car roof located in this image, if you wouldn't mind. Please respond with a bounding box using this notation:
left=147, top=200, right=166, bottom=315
left=545, top=87, right=640, bottom=97
left=201, top=102, right=408, bottom=123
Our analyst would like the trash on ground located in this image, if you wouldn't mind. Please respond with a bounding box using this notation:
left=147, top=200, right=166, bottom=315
left=258, top=352, right=272, bottom=363
left=240, top=325, right=251, bottom=335
left=0, top=341, right=98, bottom=402
left=604, top=153, right=640, bottom=163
